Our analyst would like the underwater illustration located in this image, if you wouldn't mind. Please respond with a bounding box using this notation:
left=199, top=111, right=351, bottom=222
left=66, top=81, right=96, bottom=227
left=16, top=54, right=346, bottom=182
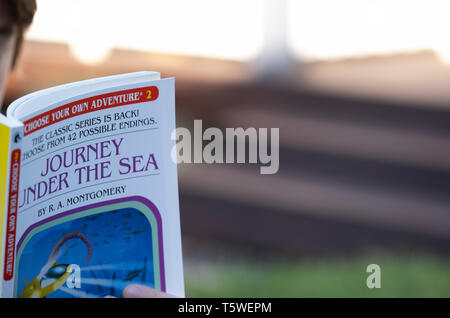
left=16, top=207, right=156, bottom=298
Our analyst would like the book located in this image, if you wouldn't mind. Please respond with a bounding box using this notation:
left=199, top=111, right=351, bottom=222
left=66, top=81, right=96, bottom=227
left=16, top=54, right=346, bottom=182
left=0, top=71, right=184, bottom=298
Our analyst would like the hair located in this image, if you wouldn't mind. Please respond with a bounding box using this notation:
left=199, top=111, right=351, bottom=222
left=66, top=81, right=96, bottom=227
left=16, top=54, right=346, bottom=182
left=4, top=0, right=37, bottom=66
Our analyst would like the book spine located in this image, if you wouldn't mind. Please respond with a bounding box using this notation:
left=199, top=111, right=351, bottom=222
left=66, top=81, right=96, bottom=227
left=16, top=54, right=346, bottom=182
left=0, top=124, right=22, bottom=298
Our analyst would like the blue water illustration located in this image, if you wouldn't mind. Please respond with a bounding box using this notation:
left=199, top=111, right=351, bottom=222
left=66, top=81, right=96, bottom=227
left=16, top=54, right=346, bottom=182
left=17, top=208, right=155, bottom=298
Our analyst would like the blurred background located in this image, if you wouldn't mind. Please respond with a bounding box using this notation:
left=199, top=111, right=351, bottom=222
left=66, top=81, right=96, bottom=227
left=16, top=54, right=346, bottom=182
left=4, top=0, right=450, bottom=297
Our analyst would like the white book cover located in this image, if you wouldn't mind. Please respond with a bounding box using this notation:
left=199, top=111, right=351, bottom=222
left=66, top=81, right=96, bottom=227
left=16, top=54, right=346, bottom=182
left=0, top=72, right=184, bottom=298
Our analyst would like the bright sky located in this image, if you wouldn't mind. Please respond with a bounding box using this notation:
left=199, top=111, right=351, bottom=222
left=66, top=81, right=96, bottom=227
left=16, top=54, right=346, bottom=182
left=27, top=0, right=265, bottom=63
left=26, top=0, right=450, bottom=64
left=288, top=0, right=450, bottom=62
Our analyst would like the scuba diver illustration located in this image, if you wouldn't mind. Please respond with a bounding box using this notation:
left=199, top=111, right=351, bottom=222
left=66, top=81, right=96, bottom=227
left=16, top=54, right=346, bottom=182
left=19, top=232, right=92, bottom=298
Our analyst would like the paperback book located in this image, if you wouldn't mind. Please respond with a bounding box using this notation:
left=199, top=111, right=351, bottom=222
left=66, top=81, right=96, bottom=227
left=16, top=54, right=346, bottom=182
left=0, top=71, right=184, bottom=298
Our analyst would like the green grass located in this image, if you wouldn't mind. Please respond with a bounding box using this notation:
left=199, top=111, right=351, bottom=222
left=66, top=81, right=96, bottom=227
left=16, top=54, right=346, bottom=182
left=184, top=252, right=450, bottom=297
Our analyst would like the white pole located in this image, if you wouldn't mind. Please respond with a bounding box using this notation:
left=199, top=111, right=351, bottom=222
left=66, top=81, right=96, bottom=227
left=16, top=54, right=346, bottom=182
left=253, top=0, right=297, bottom=83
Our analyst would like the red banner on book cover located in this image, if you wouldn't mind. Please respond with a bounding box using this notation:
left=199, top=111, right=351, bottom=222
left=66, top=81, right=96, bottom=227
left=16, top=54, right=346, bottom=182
left=23, top=85, right=159, bottom=136
left=3, top=149, right=20, bottom=281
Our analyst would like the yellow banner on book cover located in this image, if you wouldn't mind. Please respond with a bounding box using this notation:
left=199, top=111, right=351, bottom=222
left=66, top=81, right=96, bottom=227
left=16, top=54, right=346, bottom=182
left=0, top=124, right=11, bottom=281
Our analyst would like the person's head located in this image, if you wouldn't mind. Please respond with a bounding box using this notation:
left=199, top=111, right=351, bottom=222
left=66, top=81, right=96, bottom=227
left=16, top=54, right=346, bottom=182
left=0, top=0, right=36, bottom=105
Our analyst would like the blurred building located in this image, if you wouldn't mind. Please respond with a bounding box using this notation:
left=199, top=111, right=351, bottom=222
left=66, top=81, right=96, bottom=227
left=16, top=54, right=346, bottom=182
left=5, top=0, right=450, bottom=259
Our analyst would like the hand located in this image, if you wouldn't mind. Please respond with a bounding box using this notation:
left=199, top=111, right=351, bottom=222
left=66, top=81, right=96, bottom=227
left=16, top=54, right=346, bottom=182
left=122, top=284, right=176, bottom=298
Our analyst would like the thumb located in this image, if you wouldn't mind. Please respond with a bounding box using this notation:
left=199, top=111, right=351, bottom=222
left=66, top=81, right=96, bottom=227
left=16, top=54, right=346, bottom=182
left=122, top=284, right=176, bottom=298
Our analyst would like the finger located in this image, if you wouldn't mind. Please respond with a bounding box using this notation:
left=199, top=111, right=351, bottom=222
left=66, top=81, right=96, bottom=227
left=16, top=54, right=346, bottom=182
left=122, top=284, right=177, bottom=298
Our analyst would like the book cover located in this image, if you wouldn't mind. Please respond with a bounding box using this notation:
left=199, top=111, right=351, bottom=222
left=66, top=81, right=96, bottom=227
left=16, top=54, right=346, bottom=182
left=0, top=72, right=184, bottom=298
